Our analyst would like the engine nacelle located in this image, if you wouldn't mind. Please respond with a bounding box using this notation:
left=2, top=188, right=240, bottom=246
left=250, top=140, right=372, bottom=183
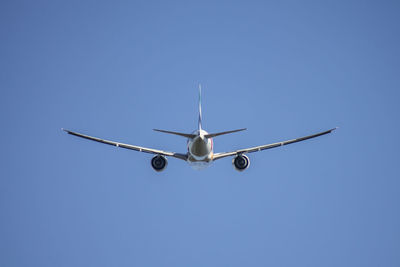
left=151, top=155, right=168, bottom=172
left=232, top=154, right=250, bottom=171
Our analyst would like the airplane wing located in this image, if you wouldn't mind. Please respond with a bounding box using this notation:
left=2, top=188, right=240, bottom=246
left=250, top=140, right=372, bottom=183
left=212, top=128, right=337, bottom=160
left=62, top=129, right=188, bottom=161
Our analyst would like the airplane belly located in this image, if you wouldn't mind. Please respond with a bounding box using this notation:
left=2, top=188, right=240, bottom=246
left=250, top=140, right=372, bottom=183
left=187, top=152, right=213, bottom=170
left=188, top=160, right=211, bottom=170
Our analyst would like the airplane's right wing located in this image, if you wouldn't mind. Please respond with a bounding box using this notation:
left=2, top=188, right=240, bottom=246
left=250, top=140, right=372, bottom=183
left=62, top=129, right=188, bottom=161
left=213, top=128, right=337, bottom=160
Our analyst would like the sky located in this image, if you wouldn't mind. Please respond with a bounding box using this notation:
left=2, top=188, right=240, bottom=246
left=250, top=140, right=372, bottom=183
left=1, top=0, right=399, bottom=266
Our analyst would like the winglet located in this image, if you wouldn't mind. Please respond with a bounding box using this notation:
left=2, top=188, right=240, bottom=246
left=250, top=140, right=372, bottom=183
left=62, top=128, right=76, bottom=136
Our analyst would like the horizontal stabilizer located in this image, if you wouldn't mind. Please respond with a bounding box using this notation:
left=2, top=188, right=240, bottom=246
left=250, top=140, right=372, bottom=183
left=153, top=129, right=196, bottom=139
left=204, top=128, right=247, bottom=138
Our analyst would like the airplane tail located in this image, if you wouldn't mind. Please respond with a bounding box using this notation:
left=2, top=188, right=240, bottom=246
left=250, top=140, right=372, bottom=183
left=153, top=128, right=247, bottom=139
left=153, top=85, right=246, bottom=139
left=196, top=84, right=247, bottom=138
left=198, top=84, right=202, bottom=131
left=153, top=129, right=196, bottom=139
left=204, top=128, right=247, bottom=138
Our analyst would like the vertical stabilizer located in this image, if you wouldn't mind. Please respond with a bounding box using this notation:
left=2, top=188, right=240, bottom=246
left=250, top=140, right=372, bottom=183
left=198, top=84, right=202, bottom=131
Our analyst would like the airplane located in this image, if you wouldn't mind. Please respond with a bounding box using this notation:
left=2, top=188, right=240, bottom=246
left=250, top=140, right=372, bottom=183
left=63, top=86, right=336, bottom=172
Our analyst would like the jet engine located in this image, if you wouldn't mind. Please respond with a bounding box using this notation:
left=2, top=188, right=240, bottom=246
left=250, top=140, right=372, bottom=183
left=151, top=155, right=168, bottom=172
left=232, top=154, right=250, bottom=171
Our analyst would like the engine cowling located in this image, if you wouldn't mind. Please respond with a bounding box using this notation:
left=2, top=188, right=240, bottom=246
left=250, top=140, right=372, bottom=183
left=232, top=154, right=250, bottom=171
left=151, top=155, right=168, bottom=172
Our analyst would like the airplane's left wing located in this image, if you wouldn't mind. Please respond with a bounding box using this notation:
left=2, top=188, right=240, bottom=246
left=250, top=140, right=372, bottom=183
left=213, top=128, right=337, bottom=160
left=62, top=129, right=187, bottom=161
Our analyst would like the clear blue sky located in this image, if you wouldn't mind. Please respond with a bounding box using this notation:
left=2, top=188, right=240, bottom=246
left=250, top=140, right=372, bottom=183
left=1, top=1, right=399, bottom=266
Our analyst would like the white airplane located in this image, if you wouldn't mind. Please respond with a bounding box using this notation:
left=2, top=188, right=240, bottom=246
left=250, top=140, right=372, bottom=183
left=63, top=86, right=336, bottom=171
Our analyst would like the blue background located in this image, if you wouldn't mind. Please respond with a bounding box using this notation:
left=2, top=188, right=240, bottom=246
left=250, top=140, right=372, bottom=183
left=1, top=1, right=399, bottom=266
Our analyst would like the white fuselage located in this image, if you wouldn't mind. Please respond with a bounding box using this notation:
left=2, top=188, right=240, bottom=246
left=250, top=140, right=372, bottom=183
left=187, top=130, right=213, bottom=169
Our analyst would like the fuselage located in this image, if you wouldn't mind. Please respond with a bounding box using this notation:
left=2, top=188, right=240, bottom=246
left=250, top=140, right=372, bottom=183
left=187, top=129, right=213, bottom=169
